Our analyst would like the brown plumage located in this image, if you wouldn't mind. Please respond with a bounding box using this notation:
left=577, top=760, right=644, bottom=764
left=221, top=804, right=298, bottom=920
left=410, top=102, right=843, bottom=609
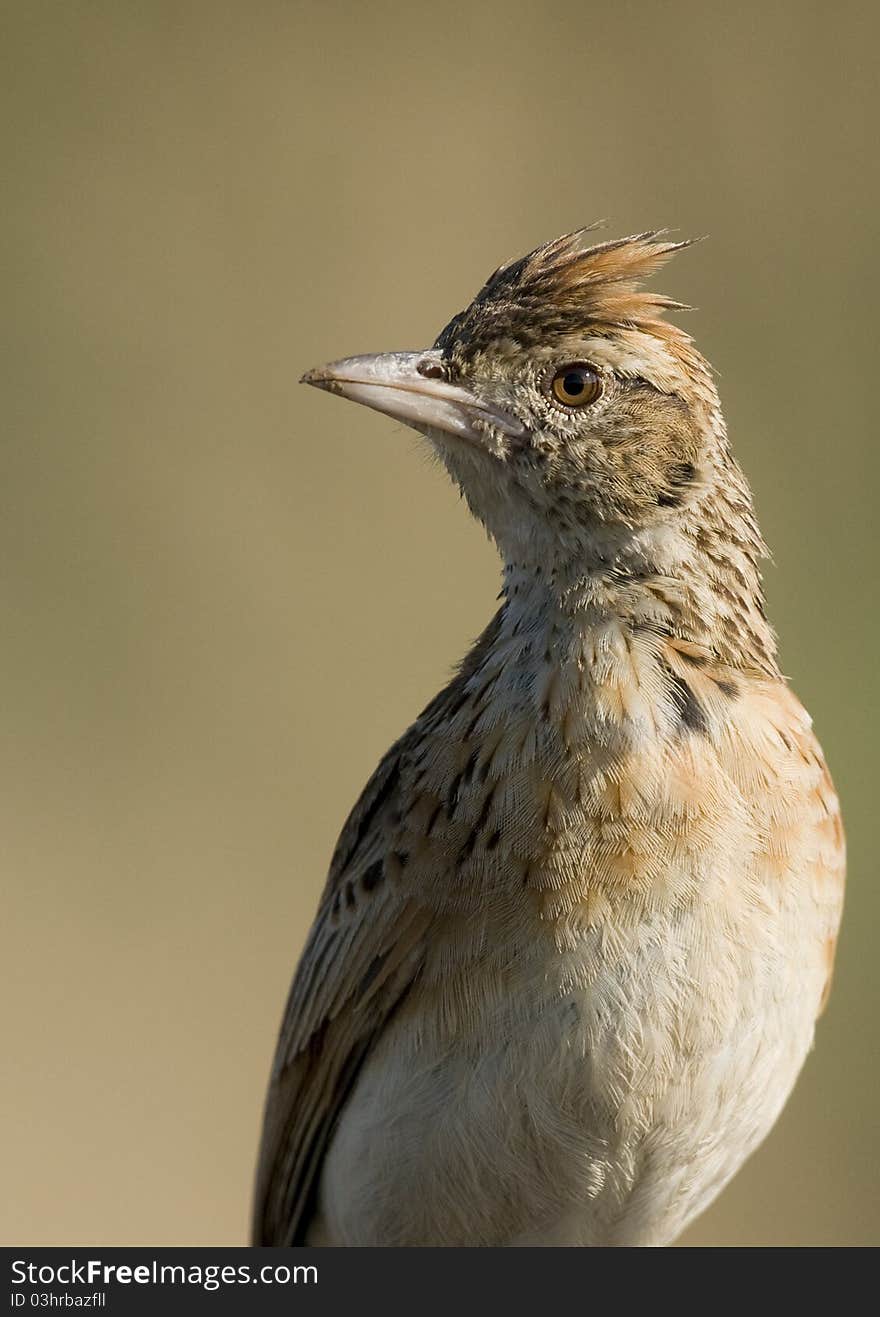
left=435, top=229, right=693, bottom=352
left=253, top=230, right=844, bottom=1246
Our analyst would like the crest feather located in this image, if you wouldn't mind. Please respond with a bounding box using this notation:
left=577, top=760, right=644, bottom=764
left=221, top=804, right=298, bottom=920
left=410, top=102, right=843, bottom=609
left=435, top=228, right=697, bottom=356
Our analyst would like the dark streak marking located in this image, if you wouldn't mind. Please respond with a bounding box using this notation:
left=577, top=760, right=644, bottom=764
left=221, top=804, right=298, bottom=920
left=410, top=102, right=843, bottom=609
left=360, top=951, right=388, bottom=995
left=361, top=859, right=385, bottom=892
left=336, top=757, right=400, bottom=874
left=425, top=802, right=443, bottom=836
left=463, top=709, right=483, bottom=740
left=445, top=689, right=471, bottom=721
left=458, top=827, right=480, bottom=868
left=714, top=678, right=739, bottom=699
left=663, top=664, right=709, bottom=736
left=446, top=773, right=463, bottom=819
left=486, top=828, right=502, bottom=850
left=658, top=461, right=697, bottom=508
left=457, top=786, right=498, bottom=870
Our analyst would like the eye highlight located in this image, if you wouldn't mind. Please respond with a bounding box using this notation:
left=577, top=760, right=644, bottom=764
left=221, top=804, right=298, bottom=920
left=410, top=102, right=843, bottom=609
left=549, top=363, right=602, bottom=408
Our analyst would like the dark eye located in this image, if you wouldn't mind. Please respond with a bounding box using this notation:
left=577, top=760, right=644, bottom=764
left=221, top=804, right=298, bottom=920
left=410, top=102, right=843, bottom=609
left=550, top=363, right=602, bottom=408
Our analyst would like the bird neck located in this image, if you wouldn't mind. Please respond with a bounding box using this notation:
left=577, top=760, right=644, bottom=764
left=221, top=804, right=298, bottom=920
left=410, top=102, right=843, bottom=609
left=499, top=498, right=778, bottom=679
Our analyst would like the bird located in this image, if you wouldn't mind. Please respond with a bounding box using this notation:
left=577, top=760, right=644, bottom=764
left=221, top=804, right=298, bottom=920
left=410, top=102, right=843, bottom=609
left=251, top=228, right=845, bottom=1247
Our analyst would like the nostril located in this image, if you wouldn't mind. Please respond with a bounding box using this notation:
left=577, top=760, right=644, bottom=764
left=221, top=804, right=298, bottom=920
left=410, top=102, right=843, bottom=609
left=417, top=359, right=446, bottom=381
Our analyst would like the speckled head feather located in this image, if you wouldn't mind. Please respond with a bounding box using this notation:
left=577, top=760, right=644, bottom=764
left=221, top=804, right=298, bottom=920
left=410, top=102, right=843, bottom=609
left=434, top=228, right=696, bottom=360
left=423, top=228, right=775, bottom=675
left=301, top=227, right=776, bottom=675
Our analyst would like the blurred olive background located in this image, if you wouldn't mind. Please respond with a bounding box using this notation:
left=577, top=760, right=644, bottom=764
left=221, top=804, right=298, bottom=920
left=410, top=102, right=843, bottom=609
left=2, top=0, right=876, bottom=1247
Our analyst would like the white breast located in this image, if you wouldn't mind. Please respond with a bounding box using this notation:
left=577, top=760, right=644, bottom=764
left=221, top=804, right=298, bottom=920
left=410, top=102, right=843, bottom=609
left=311, top=866, right=827, bottom=1246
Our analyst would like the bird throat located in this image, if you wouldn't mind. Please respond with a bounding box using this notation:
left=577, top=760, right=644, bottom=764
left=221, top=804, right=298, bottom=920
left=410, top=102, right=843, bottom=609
left=497, top=491, right=778, bottom=696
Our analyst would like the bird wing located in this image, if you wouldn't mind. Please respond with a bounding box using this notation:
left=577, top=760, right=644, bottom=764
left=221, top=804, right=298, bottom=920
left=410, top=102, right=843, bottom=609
left=251, top=734, right=433, bottom=1245
left=252, top=612, right=506, bottom=1244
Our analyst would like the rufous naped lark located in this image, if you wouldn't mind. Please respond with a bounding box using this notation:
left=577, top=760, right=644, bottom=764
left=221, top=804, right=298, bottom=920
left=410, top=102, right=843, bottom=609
left=253, top=229, right=844, bottom=1247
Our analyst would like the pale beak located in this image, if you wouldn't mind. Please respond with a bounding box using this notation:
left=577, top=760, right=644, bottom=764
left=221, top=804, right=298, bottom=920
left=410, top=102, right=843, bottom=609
left=300, top=350, right=526, bottom=443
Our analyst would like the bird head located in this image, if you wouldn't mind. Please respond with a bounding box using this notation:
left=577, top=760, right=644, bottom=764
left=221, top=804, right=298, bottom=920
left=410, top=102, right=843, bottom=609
left=302, top=230, right=729, bottom=572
